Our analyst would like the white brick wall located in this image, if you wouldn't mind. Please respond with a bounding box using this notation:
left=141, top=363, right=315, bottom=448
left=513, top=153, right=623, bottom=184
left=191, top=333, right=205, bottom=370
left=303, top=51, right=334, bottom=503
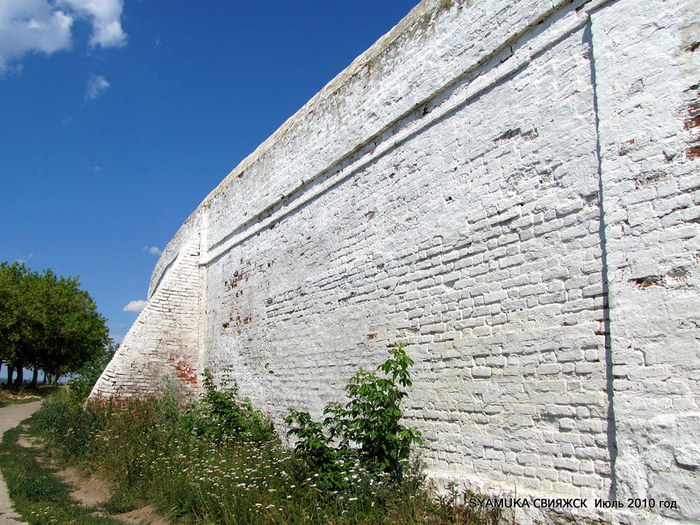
left=92, top=236, right=204, bottom=397
left=93, top=0, right=699, bottom=522
left=592, top=0, right=700, bottom=522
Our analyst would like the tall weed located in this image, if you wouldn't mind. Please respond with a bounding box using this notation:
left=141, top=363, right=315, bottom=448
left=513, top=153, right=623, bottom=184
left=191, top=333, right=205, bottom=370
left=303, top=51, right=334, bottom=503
left=184, top=368, right=276, bottom=442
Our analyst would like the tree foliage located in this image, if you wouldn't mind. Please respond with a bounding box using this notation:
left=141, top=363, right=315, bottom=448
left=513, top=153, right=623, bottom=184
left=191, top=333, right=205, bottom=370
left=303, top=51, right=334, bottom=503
left=0, top=261, right=110, bottom=385
left=67, top=341, right=117, bottom=400
left=0, top=262, right=28, bottom=370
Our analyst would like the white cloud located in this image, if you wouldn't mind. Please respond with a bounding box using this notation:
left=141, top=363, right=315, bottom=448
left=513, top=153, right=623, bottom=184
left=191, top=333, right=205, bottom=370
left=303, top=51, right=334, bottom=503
left=0, top=0, right=73, bottom=72
left=123, top=299, right=147, bottom=313
left=60, top=0, right=126, bottom=48
left=14, top=252, right=35, bottom=264
left=0, top=0, right=125, bottom=73
left=143, top=246, right=162, bottom=256
left=85, top=72, right=108, bottom=100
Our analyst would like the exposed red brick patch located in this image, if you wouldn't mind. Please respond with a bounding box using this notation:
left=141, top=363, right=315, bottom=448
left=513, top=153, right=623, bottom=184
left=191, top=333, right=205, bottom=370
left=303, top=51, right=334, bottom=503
left=634, top=171, right=667, bottom=188
left=225, top=271, right=246, bottom=290
left=233, top=315, right=252, bottom=327
left=619, top=138, right=636, bottom=155
left=685, top=115, right=700, bottom=130
left=629, top=275, right=664, bottom=289
left=173, top=359, right=198, bottom=385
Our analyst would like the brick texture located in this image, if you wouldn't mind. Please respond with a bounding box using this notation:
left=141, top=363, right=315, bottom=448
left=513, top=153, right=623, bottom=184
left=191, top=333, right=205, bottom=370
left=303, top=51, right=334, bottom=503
left=93, top=0, right=699, bottom=522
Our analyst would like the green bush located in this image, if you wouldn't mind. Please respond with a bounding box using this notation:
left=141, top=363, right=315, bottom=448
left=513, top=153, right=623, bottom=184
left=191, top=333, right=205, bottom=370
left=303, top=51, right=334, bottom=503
left=286, top=344, right=423, bottom=483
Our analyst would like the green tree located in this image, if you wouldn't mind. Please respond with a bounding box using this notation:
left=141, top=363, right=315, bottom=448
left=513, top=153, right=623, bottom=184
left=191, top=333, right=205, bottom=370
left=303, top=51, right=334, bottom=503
left=32, top=269, right=110, bottom=384
left=68, top=340, right=117, bottom=400
left=0, top=262, right=110, bottom=386
left=0, top=262, right=30, bottom=383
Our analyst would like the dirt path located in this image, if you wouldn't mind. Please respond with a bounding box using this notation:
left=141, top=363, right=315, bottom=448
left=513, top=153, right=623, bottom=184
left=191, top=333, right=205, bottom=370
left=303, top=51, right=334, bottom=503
left=1, top=400, right=170, bottom=525
left=0, top=400, right=43, bottom=525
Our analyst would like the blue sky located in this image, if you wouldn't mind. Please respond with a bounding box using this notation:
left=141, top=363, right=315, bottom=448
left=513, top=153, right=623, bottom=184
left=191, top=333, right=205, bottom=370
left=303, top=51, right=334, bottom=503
left=0, top=0, right=419, bottom=344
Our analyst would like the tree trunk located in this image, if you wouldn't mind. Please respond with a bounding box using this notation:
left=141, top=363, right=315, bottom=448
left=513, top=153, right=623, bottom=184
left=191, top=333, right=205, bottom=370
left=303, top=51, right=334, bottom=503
left=31, top=367, right=39, bottom=387
left=14, top=366, right=24, bottom=386
left=7, top=366, right=14, bottom=385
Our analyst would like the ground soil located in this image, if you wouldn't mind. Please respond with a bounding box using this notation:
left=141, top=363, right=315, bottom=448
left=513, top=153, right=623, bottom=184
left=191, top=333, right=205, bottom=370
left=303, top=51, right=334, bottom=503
left=49, top=465, right=170, bottom=525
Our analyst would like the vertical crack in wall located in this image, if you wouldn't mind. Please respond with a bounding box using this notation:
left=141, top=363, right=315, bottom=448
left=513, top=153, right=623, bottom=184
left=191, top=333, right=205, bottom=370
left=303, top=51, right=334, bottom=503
left=584, top=20, right=617, bottom=500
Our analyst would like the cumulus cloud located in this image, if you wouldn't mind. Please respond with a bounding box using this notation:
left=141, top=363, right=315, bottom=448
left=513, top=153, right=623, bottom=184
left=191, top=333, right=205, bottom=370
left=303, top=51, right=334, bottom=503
left=143, top=246, right=162, bottom=256
left=0, top=0, right=72, bottom=72
left=60, top=0, right=126, bottom=48
left=85, top=72, right=108, bottom=100
left=123, top=299, right=147, bottom=313
left=0, top=0, right=125, bottom=73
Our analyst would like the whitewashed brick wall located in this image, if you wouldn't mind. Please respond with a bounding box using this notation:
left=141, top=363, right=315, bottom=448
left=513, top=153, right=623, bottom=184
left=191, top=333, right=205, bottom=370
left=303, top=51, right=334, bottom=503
left=92, top=234, right=204, bottom=398
left=592, top=0, right=700, bottom=522
left=93, top=0, right=699, bottom=522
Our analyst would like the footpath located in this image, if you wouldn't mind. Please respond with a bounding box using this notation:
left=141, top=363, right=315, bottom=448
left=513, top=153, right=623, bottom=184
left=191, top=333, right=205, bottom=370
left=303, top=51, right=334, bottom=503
left=0, top=401, right=42, bottom=525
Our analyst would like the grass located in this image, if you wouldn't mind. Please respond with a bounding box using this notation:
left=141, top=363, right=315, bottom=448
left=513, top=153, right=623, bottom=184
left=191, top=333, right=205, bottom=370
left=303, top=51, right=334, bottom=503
left=0, top=413, right=123, bottom=525
left=2, top=352, right=501, bottom=524
left=27, top=387, right=502, bottom=525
